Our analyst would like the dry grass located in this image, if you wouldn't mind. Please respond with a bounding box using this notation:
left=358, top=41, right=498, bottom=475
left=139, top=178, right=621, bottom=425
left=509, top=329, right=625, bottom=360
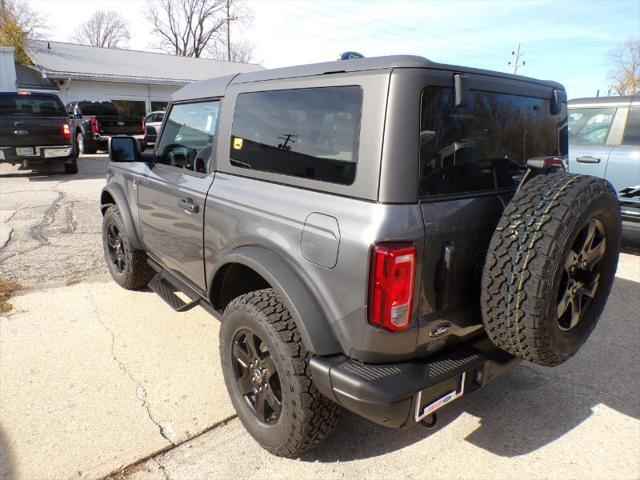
left=0, top=278, right=23, bottom=314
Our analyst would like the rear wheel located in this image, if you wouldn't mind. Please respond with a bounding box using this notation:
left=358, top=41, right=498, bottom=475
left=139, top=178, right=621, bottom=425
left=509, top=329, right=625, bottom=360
left=481, top=173, right=621, bottom=366
left=76, top=132, right=85, bottom=155
left=220, top=289, right=340, bottom=457
left=64, top=157, right=78, bottom=174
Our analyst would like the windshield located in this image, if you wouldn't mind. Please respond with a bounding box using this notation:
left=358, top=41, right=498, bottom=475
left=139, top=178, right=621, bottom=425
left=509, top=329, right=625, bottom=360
left=78, top=101, right=119, bottom=116
left=420, top=87, right=567, bottom=197
left=0, top=94, right=66, bottom=117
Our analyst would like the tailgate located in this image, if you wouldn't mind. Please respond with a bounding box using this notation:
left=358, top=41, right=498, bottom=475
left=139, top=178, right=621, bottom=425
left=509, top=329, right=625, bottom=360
left=0, top=117, right=69, bottom=148
left=97, top=115, right=144, bottom=135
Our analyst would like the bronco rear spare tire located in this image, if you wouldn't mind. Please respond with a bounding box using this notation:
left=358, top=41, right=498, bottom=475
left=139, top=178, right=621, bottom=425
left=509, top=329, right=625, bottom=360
left=481, top=173, right=621, bottom=366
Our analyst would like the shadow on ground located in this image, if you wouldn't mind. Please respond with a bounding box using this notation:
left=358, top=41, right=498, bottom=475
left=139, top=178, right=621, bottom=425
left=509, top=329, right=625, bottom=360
left=0, top=155, right=107, bottom=181
left=0, top=425, right=15, bottom=480
left=302, top=276, right=640, bottom=462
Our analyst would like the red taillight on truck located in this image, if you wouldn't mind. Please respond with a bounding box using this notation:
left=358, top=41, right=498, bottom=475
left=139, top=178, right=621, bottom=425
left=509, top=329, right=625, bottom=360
left=142, top=118, right=146, bottom=134
left=369, top=243, right=416, bottom=332
left=90, top=118, right=100, bottom=134
left=62, top=123, right=71, bottom=139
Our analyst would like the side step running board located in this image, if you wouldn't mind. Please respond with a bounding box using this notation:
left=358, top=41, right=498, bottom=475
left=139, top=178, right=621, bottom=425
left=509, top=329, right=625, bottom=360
left=148, top=273, right=201, bottom=312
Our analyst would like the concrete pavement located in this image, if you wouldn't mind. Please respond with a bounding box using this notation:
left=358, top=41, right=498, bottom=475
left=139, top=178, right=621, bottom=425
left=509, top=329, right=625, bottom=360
left=0, top=282, right=235, bottom=480
left=114, top=254, right=640, bottom=480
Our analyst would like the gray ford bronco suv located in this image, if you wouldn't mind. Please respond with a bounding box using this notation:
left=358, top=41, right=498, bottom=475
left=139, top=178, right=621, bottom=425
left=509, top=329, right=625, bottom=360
left=100, top=56, right=621, bottom=457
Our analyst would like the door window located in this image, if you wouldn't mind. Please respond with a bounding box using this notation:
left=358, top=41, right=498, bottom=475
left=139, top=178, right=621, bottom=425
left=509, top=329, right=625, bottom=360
left=622, top=107, right=640, bottom=145
left=229, top=86, right=363, bottom=185
left=568, top=107, right=616, bottom=146
left=156, top=100, right=220, bottom=173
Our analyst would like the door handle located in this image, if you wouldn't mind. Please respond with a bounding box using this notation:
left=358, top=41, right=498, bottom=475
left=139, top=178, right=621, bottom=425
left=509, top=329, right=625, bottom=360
left=178, top=198, right=199, bottom=214
left=576, top=155, right=601, bottom=164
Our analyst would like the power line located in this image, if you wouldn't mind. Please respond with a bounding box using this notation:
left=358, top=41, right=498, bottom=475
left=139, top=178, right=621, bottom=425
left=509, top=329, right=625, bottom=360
left=309, top=1, right=507, bottom=60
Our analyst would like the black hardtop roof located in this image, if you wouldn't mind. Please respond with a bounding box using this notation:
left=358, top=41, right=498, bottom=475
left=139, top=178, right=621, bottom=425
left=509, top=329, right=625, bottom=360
left=172, top=55, right=564, bottom=102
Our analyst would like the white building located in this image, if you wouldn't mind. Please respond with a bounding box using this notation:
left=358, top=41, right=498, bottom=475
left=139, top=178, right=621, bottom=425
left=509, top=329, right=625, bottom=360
left=0, top=40, right=263, bottom=114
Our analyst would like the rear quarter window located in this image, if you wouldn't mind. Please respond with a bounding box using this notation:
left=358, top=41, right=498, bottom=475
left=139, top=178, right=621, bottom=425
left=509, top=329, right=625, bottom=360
left=229, top=86, right=363, bottom=185
left=622, top=107, right=640, bottom=145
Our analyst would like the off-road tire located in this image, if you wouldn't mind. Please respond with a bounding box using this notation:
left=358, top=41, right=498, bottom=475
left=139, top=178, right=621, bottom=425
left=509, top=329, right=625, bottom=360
left=220, top=289, right=340, bottom=458
left=481, top=173, right=620, bottom=366
left=102, top=206, right=154, bottom=290
left=64, top=158, right=78, bottom=174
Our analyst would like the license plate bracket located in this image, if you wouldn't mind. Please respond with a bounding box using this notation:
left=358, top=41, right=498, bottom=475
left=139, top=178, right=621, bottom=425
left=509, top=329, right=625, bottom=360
left=16, top=147, right=35, bottom=156
left=414, top=371, right=466, bottom=422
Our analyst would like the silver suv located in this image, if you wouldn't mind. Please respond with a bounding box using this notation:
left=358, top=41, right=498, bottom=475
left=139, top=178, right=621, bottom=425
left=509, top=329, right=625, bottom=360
left=100, top=56, right=621, bottom=457
left=568, top=95, right=640, bottom=223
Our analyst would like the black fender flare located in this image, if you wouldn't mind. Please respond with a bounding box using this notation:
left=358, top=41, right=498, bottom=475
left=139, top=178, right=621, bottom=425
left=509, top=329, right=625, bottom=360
left=100, top=183, right=143, bottom=250
left=209, top=246, right=343, bottom=356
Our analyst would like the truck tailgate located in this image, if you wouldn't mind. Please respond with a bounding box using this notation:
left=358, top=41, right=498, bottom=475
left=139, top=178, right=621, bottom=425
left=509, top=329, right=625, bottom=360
left=0, top=116, right=70, bottom=147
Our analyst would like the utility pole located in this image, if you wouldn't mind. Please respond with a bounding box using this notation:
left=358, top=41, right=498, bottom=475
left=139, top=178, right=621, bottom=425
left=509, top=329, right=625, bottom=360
left=508, top=43, right=526, bottom=75
left=225, top=0, right=231, bottom=62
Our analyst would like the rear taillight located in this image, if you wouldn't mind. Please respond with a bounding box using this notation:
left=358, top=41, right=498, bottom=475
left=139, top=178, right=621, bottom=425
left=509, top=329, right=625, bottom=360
left=142, top=118, right=146, bottom=134
left=62, top=123, right=71, bottom=139
left=90, top=117, right=100, bottom=134
left=369, top=243, right=416, bottom=332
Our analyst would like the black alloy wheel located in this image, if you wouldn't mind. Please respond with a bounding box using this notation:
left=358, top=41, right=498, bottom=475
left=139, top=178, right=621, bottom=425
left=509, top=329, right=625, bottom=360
left=231, top=328, right=283, bottom=424
left=556, top=218, right=606, bottom=332
left=106, top=223, right=125, bottom=273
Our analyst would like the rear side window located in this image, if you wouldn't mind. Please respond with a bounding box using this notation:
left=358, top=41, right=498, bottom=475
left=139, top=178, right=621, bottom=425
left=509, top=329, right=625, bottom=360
left=568, top=107, right=616, bottom=145
left=420, top=87, right=565, bottom=197
left=156, top=100, right=221, bottom=173
left=230, top=86, right=363, bottom=185
left=0, top=94, right=66, bottom=117
left=622, top=107, right=640, bottom=145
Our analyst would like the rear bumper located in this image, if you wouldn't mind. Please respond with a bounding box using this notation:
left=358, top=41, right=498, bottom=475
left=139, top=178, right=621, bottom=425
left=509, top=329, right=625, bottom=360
left=0, top=145, right=74, bottom=164
left=310, top=338, right=519, bottom=428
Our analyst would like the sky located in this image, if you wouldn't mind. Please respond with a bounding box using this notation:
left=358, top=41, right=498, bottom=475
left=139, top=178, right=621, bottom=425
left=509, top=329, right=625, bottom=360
left=29, top=0, right=640, bottom=99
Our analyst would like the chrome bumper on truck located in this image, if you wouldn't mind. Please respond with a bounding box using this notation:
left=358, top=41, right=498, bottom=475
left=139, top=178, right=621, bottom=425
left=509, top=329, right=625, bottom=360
left=0, top=145, right=73, bottom=164
left=310, top=338, right=519, bottom=428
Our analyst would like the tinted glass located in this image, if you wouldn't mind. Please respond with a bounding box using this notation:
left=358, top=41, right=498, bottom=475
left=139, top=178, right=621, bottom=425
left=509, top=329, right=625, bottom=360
left=230, top=86, right=363, bottom=185
left=151, top=101, right=168, bottom=112
left=110, top=137, right=137, bottom=162
left=112, top=100, right=146, bottom=118
left=78, top=101, right=119, bottom=116
left=420, top=87, right=565, bottom=197
left=156, top=101, right=220, bottom=173
left=622, top=107, right=640, bottom=145
left=568, top=107, right=616, bottom=145
left=0, top=94, right=66, bottom=116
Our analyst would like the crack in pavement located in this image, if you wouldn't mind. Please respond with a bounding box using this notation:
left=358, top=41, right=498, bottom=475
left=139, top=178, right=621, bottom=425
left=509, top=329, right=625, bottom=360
left=30, top=190, right=68, bottom=244
left=87, top=289, right=176, bottom=446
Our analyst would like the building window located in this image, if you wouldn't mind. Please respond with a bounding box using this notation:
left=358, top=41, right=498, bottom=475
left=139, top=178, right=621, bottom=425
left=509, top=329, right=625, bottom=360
left=230, top=86, right=363, bottom=185
left=112, top=100, right=146, bottom=118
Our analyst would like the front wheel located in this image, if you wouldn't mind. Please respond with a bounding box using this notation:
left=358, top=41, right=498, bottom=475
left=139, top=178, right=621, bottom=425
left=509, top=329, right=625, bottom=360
left=220, top=289, right=340, bottom=457
left=101, top=206, right=154, bottom=289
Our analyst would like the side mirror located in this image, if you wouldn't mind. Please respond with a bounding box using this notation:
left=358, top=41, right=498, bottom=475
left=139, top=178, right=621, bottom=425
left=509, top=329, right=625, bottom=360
left=109, top=136, right=140, bottom=162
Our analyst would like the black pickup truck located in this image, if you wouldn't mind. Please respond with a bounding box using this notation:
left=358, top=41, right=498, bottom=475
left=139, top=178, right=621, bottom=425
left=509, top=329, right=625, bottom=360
left=0, top=92, right=78, bottom=174
left=67, top=101, right=144, bottom=154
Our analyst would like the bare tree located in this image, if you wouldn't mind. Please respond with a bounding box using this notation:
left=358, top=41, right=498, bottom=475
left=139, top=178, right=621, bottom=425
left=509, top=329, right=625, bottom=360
left=72, top=10, right=131, bottom=49
left=212, top=39, right=254, bottom=63
left=0, top=0, right=45, bottom=63
left=607, top=36, right=640, bottom=96
left=145, top=0, right=252, bottom=59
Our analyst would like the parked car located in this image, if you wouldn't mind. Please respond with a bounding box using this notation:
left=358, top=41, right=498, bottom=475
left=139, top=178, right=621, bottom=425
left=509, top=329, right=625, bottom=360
left=100, top=56, right=621, bottom=457
left=142, top=111, right=164, bottom=150
left=66, top=100, right=144, bottom=154
left=0, top=92, right=77, bottom=173
left=568, top=95, right=640, bottom=223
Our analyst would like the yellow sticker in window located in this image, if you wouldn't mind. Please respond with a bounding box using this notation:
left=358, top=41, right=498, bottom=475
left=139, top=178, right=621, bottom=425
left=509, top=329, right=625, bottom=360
left=233, top=137, right=243, bottom=150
